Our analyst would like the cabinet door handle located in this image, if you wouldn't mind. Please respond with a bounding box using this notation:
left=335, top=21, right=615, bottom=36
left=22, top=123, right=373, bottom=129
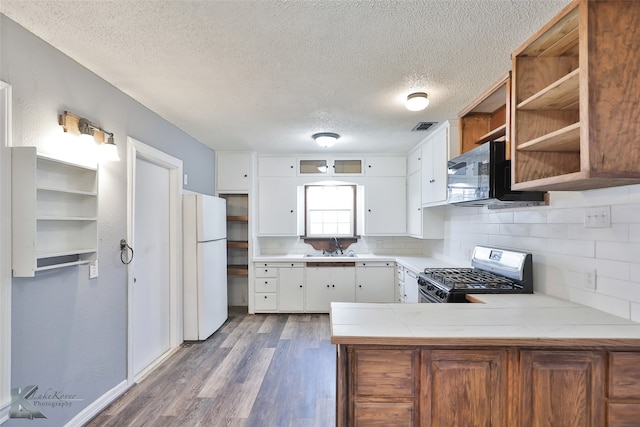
left=326, top=284, right=330, bottom=288
left=299, top=285, right=303, bottom=288
left=264, top=295, right=268, bottom=299
left=264, top=281, right=268, bottom=284
left=244, top=174, right=248, bottom=178
left=429, top=179, right=435, bottom=183
left=290, top=210, right=294, bottom=213
left=358, top=285, right=362, bottom=288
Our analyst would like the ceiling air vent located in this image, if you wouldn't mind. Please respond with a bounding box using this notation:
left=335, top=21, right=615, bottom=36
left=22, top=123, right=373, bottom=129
left=412, top=121, right=437, bottom=131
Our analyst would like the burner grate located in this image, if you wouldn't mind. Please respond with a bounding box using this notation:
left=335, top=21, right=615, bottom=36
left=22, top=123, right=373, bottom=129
left=423, top=267, right=521, bottom=290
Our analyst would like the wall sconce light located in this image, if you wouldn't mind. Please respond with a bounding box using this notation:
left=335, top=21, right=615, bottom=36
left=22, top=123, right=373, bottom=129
left=312, top=132, right=340, bottom=148
left=59, top=111, right=120, bottom=161
left=405, top=92, right=429, bottom=111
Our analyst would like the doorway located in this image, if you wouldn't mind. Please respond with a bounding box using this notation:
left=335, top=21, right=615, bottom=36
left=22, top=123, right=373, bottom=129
left=0, top=81, right=12, bottom=422
left=126, top=137, right=183, bottom=382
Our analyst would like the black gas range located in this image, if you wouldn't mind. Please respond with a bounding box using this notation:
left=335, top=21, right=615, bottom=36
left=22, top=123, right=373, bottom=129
left=417, top=246, right=534, bottom=303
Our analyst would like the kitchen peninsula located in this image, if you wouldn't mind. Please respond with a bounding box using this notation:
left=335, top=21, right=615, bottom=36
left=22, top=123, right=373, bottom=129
left=331, top=295, right=640, bottom=426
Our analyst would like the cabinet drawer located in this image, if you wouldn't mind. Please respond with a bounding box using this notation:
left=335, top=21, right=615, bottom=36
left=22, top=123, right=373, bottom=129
left=608, top=403, right=640, bottom=426
left=356, top=261, right=393, bottom=268
left=353, top=402, right=414, bottom=426
left=254, top=293, right=277, bottom=311
left=610, top=352, right=640, bottom=399
left=255, top=278, right=277, bottom=293
left=353, top=349, right=416, bottom=398
left=255, top=266, right=278, bottom=278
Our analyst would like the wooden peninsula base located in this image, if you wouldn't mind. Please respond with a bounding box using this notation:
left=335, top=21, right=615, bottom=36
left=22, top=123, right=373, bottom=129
left=331, top=299, right=640, bottom=426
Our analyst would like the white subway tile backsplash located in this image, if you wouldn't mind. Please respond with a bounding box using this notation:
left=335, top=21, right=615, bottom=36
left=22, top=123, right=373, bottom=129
left=569, top=287, right=630, bottom=319
left=612, top=203, right=640, bottom=224
left=594, top=277, right=640, bottom=303
left=568, top=223, right=630, bottom=242
left=439, top=188, right=640, bottom=320
left=499, top=223, right=530, bottom=236
left=546, top=208, right=584, bottom=224
left=513, top=210, right=547, bottom=224
left=630, top=224, right=640, bottom=243
left=529, top=224, right=569, bottom=239
left=596, top=241, right=640, bottom=263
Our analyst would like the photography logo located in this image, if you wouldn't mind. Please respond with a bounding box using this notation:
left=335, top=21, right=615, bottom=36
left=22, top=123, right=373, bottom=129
left=10, top=385, right=83, bottom=420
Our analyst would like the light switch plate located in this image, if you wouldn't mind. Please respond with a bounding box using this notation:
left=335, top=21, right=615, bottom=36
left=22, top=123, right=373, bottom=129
left=89, top=260, right=99, bottom=279
left=584, top=206, right=611, bottom=228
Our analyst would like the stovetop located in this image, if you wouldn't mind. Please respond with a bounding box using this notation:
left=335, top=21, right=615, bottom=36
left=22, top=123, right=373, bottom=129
left=417, top=246, right=534, bottom=302
left=421, top=267, right=523, bottom=291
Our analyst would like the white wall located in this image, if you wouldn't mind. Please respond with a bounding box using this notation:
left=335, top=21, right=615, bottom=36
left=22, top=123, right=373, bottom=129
left=428, top=184, right=640, bottom=321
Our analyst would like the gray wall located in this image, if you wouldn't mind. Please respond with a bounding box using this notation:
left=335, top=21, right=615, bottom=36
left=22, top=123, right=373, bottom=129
left=1, top=15, right=215, bottom=426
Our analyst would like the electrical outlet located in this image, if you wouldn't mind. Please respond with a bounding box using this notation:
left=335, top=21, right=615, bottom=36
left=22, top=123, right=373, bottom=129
left=584, top=269, right=596, bottom=290
left=584, top=206, right=611, bottom=228
left=183, top=174, right=188, bottom=186
left=89, top=260, right=99, bottom=279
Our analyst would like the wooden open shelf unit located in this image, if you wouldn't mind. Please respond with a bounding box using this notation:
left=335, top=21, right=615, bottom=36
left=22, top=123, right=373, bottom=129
left=221, top=194, right=250, bottom=279
left=459, top=73, right=510, bottom=157
left=511, top=0, right=640, bottom=191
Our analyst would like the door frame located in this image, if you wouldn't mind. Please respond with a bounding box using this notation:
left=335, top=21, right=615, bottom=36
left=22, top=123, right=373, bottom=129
left=126, top=137, right=183, bottom=384
left=0, top=81, right=12, bottom=423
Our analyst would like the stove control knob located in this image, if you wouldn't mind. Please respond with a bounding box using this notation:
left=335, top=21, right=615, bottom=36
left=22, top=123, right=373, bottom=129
left=427, top=285, right=434, bottom=291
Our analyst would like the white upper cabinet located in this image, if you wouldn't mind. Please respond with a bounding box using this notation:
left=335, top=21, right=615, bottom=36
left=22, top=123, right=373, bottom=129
left=216, top=151, right=253, bottom=193
left=258, top=177, right=299, bottom=236
left=364, top=177, right=406, bottom=236
left=406, top=170, right=422, bottom=238
left=421, top=120, right=459, bottom=206
left=407, top=145, right=422, bottom=176
left=297, top=157, right=363, bottom=176
left=258, top=156, right=296, bottom=177
left=364, top=156, right=406, bottom=177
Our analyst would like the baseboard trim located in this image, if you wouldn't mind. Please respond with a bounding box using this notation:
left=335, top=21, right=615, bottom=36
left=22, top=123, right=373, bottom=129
left=64, top=379, right=129, bottom=427
left=134, top=345, right=181, bottom=384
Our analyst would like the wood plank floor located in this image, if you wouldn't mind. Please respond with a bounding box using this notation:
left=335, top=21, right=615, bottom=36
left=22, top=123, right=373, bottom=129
left=86, top=308, right=336, bottom=426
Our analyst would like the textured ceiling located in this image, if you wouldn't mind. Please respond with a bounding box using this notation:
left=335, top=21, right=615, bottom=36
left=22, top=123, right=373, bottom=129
left=0, top=0, right=572, bottom=154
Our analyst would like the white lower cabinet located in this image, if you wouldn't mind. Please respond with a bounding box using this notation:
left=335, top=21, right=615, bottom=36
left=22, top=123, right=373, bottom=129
left=278, top=263, right=305, bottom=312
left=253, top=262, right=305, bottom=313
left=254, top=263, right=278, bottom=312
left=355, top=261, right=395, bottom=303
left=404, top=268, right=420, bottom=303
left=253, top=261, right=397, bottom=312
left=396, top=265, right=406, bottom=303
left=305, top=265, right=356, bottom=312
left=254, top=293, right=277, bottom=311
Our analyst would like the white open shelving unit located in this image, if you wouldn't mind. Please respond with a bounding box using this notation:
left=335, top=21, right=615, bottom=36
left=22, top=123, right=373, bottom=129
left=12, top=147, right=98, bottom=277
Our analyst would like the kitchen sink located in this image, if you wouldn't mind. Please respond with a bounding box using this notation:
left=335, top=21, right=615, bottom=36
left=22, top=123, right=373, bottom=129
left=303, top=253, right=357, bottom=258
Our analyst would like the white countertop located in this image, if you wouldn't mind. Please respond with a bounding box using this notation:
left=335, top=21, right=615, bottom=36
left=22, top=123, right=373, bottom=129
left=253, top=254, right=395, bottom=262
left=331, top=294, right=640, bottom=347
left=252, top=254, right=462, bottom=270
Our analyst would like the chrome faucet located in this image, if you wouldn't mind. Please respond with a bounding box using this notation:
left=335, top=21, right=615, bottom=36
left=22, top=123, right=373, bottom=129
left=330, top=237, right=343, bottom=255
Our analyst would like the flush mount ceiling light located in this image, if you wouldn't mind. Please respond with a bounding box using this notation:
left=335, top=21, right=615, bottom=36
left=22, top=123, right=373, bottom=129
left=405, top=92, right=429, bottom=111
left=312, top=132, right=340, bottom=148
left=59, top=111, right=120, bottom=161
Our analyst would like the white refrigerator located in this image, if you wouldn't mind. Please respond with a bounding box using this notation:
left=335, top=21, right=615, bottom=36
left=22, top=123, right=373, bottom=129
left=183, top=193, right=228, bottom=341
